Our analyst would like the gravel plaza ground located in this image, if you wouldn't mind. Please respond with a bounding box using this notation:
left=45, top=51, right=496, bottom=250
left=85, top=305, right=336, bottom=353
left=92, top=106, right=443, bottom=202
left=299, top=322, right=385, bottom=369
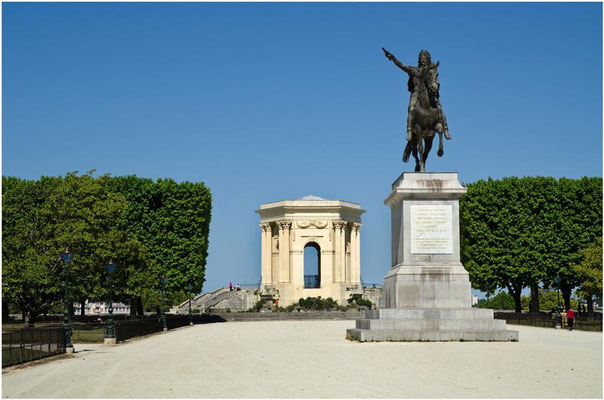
left=2, top=320, right=602, bottom=398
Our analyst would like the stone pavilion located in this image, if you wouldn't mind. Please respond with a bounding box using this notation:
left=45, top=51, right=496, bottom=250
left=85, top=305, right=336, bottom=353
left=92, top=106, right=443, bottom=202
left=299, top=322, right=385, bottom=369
left=256, top=196, right=365, bottom=307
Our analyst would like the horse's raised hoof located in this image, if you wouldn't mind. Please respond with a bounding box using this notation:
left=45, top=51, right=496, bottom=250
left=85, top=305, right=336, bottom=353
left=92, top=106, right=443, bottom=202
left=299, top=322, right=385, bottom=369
left=437, top=148, right=444, bottom=157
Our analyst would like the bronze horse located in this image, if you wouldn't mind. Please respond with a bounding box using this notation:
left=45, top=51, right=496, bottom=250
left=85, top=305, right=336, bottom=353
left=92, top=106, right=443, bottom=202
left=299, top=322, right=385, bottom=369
left=402, top=62, right=446, bottom=173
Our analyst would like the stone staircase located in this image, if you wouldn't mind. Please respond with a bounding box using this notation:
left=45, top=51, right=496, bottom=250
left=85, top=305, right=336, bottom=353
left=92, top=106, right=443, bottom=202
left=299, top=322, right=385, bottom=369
left=175, top=287, right=230, bottom=313
left=204, top=290, right=241, bottom=310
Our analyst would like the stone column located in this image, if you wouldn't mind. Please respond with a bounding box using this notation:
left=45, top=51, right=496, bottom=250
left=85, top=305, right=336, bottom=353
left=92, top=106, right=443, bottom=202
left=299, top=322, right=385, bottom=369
left=341, top=223, right=347, bottom=283
left=260, top=223, right=266, bottom=284
left=277, top=221, right=292, bottom=283
left=333, top=221, right=346, bottom=283
left=352, top=223, right=362, bottom=284
left=332, top=221, right=339, bottom=283
left=260, top=223, right=272, bottom=285
left=345, top=223, right=351, bottom=284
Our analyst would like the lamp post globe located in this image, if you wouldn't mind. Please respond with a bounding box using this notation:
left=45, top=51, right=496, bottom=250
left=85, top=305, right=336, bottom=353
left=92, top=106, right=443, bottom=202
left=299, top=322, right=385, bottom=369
left=187, top=283, right=193, bottom=326
left=60, top=247, right=74, bottom=353
left=104, top=259, right=117, bottom=345
left=160, top=275, right=167, bottom=331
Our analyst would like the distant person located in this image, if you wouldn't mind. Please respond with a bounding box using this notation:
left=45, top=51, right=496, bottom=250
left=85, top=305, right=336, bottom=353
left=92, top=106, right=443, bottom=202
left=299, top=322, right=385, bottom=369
left=236, top=283, right=241, bottom=291
left=229, top=282, right=232, bottom=291
left=566, top=308, right=575, bottom=331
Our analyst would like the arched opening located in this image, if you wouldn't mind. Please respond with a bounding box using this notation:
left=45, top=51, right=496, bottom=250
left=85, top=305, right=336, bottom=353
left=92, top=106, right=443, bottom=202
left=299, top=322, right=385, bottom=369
left=304, top=242, right=321, bottom=288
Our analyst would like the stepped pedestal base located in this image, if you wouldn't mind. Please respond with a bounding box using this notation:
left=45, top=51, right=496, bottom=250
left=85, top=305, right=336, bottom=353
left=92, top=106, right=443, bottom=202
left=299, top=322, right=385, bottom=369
left=346, top=308, right=518, bottom=342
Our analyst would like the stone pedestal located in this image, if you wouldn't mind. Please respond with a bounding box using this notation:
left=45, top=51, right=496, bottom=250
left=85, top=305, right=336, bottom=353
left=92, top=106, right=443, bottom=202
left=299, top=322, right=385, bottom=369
left=347, top=172, right=518, bottom=342
left=103, top=338, right=117, bottom=345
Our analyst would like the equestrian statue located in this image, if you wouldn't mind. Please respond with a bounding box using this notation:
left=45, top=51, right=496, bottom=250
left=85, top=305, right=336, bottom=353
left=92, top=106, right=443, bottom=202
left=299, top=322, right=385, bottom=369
left=382, top=47, right=451, bottom=172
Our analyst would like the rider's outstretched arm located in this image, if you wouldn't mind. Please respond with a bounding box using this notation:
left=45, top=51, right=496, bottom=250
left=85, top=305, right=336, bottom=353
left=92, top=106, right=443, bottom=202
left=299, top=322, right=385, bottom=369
left=383, top=49, right=413, bottom=74
left=390, top=56, right=413, bottom=74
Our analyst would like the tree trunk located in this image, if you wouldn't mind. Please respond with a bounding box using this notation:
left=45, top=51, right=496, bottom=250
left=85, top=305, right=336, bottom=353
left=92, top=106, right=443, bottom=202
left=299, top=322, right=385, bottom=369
left=24, top=309, right=35, bottom=328
left=507, top=284, right=523, bottom=313
left=587, top=294, right=594, bottom=313
left=22, top=308, right=30, bottom=328
left=130, top=297, right=137, bottom=316
left=80, top=298, right=86, bottom=316
left=561, top=283, right=572, bottom=311
left=136, top=296, right=144, bottom=316
left=530, top=283, right=540, bottom=312
left=513, top=291, right=522, bottom=313
left=2, top=299, right=9, bottom=322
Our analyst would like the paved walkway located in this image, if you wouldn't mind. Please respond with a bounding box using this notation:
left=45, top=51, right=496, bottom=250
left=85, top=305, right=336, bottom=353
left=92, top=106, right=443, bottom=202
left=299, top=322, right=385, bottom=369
left=2, top=321, right=602, bottom=398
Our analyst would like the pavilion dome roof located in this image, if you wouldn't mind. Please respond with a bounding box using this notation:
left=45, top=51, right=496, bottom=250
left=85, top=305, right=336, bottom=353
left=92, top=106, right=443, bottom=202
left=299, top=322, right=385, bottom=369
left=297, top=195, right=327, bottom=201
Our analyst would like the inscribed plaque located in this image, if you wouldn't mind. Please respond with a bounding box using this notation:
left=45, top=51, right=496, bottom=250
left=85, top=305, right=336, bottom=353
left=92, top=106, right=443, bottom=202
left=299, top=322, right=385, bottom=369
left=410, top=205, right=453, bottom=254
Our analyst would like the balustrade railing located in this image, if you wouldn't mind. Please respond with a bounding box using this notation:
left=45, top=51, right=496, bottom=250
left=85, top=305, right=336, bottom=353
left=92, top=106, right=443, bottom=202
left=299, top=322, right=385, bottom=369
left=304, top=275, right=320, bottom=288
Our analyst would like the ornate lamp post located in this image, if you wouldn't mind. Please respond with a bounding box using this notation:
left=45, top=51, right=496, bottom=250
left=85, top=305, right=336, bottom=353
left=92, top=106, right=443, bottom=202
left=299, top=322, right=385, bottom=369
left=160, top=275, right=167, bottom=331
left=104, top=259, right=117, bottom=344
left=187, top=283, right=193, bottom=326
left=60, top=247, right=74, bottom=354
left=554, top=274, right=562, bottom=328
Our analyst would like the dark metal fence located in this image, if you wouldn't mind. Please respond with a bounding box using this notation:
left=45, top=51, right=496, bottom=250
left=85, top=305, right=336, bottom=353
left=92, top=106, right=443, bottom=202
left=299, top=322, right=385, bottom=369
left=166, top=315, right=191, bottom=330
left=71, top=323, right=105, bottom=343
left=25, top=314, right=156, bottom=324
left=494, top=312, right=602, bottom=331
left=115, top=318, right=163, bottom=342
left=115, top=315, right=191, bottom=342
left=2, top=327, right=64, bottom=368
left=2, top=314, right=196, bottom=367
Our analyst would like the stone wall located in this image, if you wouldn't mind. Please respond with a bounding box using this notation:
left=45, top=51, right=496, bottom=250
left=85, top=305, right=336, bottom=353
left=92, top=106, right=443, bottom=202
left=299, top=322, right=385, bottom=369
left=175, top=286, right=384, bottom=314
left=210, top=310, right=365, bottom=321
left=362, top=286, right=383, bottom=308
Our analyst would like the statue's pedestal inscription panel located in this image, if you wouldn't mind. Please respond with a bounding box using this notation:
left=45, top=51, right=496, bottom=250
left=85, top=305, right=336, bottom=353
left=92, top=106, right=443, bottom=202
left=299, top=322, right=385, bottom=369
left=347, top=172, right=518, bottom=342
left=410, top=205, right=452, bottom=254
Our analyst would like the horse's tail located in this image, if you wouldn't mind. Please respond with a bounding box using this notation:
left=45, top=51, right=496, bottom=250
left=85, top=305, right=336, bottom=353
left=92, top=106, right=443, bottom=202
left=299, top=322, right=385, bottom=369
left=402, top=141, right=412, bottom=163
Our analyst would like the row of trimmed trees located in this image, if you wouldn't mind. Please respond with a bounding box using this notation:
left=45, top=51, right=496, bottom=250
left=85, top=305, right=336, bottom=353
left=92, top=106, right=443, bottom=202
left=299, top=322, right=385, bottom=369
left=2, top=173, right=600, bottom=321
left=460, top=176, right=602, bottom=312
left=2, top=172, right=211, bottom=324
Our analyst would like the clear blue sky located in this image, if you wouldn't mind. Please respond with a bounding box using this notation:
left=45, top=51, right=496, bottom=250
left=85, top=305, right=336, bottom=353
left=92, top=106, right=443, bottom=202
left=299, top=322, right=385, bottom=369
left=3, top=3, right=602, bottom=296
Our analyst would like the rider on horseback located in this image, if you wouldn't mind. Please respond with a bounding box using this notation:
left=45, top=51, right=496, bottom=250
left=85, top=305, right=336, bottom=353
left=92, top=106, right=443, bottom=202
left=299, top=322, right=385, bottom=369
left=382, top=48, right=451, bottom=142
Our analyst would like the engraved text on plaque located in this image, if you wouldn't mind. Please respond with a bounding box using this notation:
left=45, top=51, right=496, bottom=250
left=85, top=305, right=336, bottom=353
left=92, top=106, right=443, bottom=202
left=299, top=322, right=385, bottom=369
left=410, top=205, right=453, bottom=254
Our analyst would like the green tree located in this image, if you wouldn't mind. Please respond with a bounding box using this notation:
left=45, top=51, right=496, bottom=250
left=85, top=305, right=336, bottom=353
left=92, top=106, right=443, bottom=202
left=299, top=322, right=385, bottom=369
left=106, top=176, right=212, bottom=310
left=573, top=238, right=603, bottom=312
left=461, top=177, right=602, bottom=313
left=2, top=172, right=148, bottom=324
left=2, top=176, right=62, bottom=325
left=538, top=290, right=578, bottom=312
left=461, top=177, right=557, bottom=312
left=547, top=178, right=602, bottom=310
left=476, top=291, right=515, bottom=310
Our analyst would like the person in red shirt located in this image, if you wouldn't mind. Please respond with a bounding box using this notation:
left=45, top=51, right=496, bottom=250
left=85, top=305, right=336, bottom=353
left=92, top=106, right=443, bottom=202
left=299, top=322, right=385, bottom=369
left=566, top=308, right=575, bottom=331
